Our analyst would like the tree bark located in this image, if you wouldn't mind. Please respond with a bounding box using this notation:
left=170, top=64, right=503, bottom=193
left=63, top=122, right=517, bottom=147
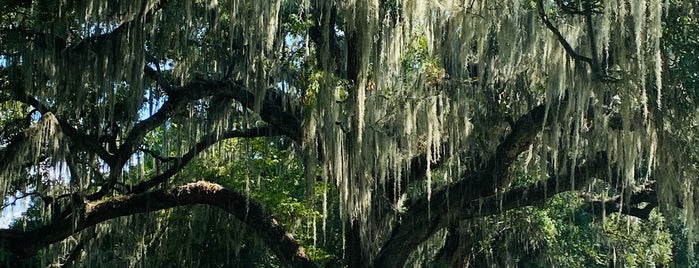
left=433, top=225, right=472, bottom=267
left=347, top=219, right=368, bottom=268
left=0, top=181, right=317, bottom=268
left=372, top=152, right=609, bottom=267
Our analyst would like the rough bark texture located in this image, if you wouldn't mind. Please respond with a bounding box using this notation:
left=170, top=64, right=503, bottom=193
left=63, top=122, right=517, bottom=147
left=0, top=181, right=317, bottom=268
left=372, top=152, right=609, bottom=267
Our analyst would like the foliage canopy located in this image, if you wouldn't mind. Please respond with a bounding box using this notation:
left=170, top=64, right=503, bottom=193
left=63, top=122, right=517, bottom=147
left=1, top=0, right=698, bottom=267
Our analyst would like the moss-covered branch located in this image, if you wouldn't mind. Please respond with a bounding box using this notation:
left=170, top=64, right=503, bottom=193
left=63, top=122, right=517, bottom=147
left=373, top=152, right=609, bottom=267
left=126, top=126, right=282, bottom=194
left=0, top=181, right=317, bottom=268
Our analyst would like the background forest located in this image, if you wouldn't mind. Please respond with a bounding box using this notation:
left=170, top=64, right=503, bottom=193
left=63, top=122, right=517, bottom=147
left=1, top=0, right=699, bottom=267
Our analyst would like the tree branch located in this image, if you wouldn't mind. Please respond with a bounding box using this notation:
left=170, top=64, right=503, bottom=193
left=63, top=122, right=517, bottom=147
left=0, top=181, right=317, bottom=268
left=0, top=0, right=167, bottom=55
left=458, top=152, right=609, bottom=219
left=8, top=89, right=113, bottom=163
left=536, top=0, right=595, bottom=66
left=138, top=147, right=178, bottom=162
left=125, top=69, right=302, bottom=172
left=209, top=81, right=303, bottom=142
left=582, top=197, right=656, bottom=220
left=385, top=101, right=556, bottom=204
left=373, top=152, right=609, bottom=267
left=97, top=73, right=301, bottom=198
left=536, top=0, right=621, bottom=81
left=59, top=228, right=97, bottom=267
left=125, top=126, right=282, bottom=194
left=371, top=100, right=565, bottom=266
left=580, top=184, right=658, bottom=220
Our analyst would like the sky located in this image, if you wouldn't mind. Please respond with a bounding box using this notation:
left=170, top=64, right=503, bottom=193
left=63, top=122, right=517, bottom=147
left=1, top=200, right=27, bottom=228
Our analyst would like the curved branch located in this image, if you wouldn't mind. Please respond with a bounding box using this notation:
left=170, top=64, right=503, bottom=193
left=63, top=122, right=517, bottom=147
left=536, top=0, right=621, bottom=81
left=536, top=0, right=595, bottom=65
left=372, top=152, right=609, bottom=267
left=459, top=152, right=609, bottom=219
left=99, top=73, right=301, bottom=198
left=0, top=0, right=168, bottom=54
left=371, top=101, right=564, bottom=266
left=211, top=81, right=303, bottom=142
left=582, top=198, right=656, bottom=220
left=386, top=101, right=555, bottom=203
left=9, top=89, right=113, bottom=162
left=126, top=126, right=282, bottom=194
left=0, top=181, right=317, bottom=268
left=123, top=70, right=302, bottom=168
left=580, top=183, right=658, bottom=220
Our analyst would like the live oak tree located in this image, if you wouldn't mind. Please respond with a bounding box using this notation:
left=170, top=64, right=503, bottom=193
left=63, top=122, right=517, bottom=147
left=0, top=0, right=697, bottom=267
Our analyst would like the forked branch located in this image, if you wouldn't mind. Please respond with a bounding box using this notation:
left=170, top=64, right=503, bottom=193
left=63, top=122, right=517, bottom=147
left=536, top=0, right=595, bottom=65
left=536, top=0, right=618, bottom=81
